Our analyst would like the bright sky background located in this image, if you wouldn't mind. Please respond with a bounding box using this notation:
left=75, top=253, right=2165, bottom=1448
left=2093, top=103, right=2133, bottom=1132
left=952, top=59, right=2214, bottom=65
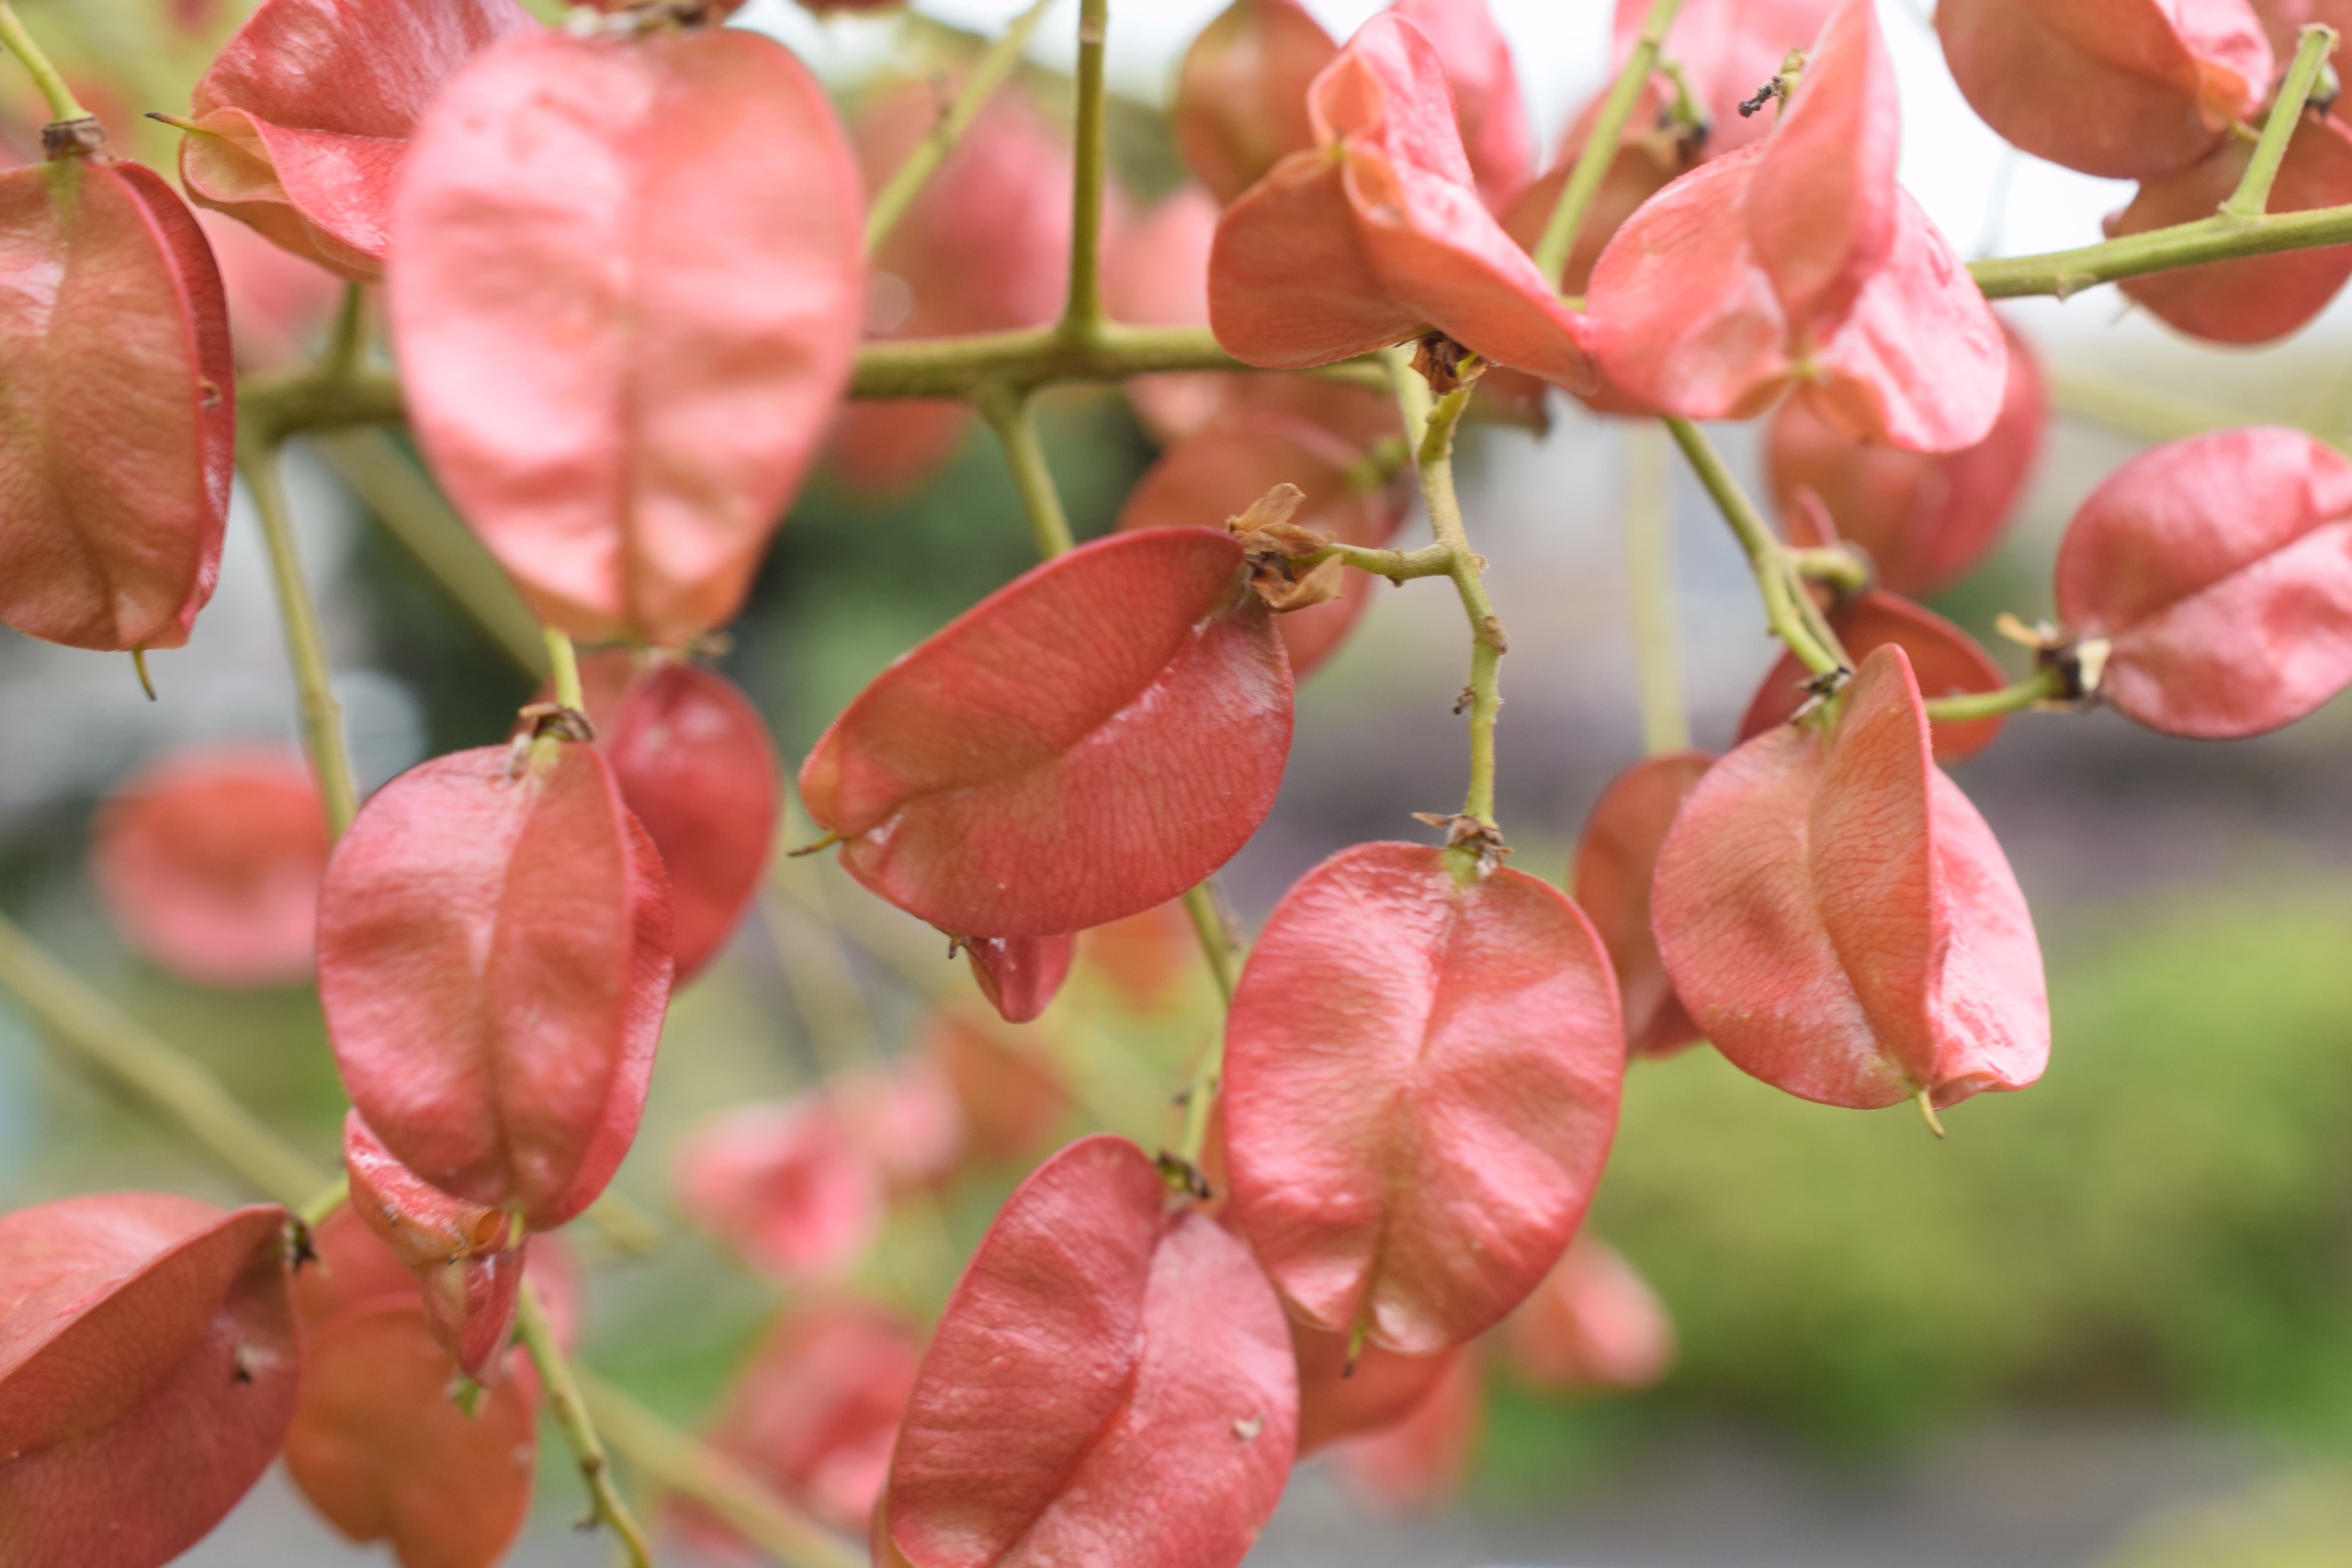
left=729, top=0, right=2143, bottom=267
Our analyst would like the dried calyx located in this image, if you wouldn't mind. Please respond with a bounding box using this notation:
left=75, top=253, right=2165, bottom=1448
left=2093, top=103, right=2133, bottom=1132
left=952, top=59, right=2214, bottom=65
left=1995, top=613, right=2109, bottom=706
left=1230, top=483, right=1347, bottom=612
left=40, top=117, right=107, bottom=159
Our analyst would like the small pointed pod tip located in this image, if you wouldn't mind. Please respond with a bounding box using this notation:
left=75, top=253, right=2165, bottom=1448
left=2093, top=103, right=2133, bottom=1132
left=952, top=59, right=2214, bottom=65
left=130, top=649, right=156, bottom=702
left=1915, top=1087, right=1947, bottom=1140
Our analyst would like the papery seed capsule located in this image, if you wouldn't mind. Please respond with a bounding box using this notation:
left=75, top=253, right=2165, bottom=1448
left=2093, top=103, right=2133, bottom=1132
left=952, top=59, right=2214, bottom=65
left=1223, top=842, right=1625, bottom=1352
left=2054, top=425, right=2352, bottom=738
left=319, top=744, right=673, bottom=1229
left=1655, top=645, right=2048, bottom=1111
left=0, top=1195, right=297, bottom=1568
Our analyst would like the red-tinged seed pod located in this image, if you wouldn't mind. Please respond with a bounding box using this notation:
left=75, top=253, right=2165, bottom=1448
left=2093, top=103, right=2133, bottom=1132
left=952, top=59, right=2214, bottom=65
left=571, top=651, right=778, bottom=983
left=2055, top=425, right=2352, bottom=738
left=671, top=1096, right=885, bottom=1280
left=1176, top=0, right=1338, bottom=206
left=829, top=84, right=1072, bottom=497
left=1937, top=0, right=2268, bottom=180
left=1292, top=1318, right=1464, bottom=1454
left=926, top=1010, right=1067, bottom=1163
left=1223, top=842, right=1625, bottom=1353
left=1386, top=0, right=1534, bottom=212
left=318, top=744, right=673, bottom=1230
left=833, top=1057, right=967, bottom=1192
left=884, top=1136, right=1295, bottom=1568
left=960, top=933, right=1076, bottom=1024
left=1329, top=1345, right=1484, bottom=1515
left=0, top=1195, right=297, bottom=1568
left=1116, top=415, right=1401, bottom=680
left=2106, top=112, right=2352, bottom=345
left=1739, top=591, right=2009, bottom=762
left=1610, top=0, right=1838, bottom=162
left=89, top=745, right=327, bottom=988
left=0, top=154, right=233, bottom=653
left=1589, top=0, right=2007, bottom=453
left=292, top=1201, right=581, bottom=1355
left=178, top=0, right=533, bottom=279
left=1767, top=319, right=2046, bottom=597
left=798, top=529, right=1293, bottom=938
left=390, top=26, right=865, bottom=647
left=1498, top=1233, right=1677, bottom=1393
left=1655, top=644, right=2049, bottom=1111
left=1573, top=750, right=1714, bottom=1059
left=343, top=1113, right=526, bottom=1385
left=283, top=1301, right=537, bottom=1568
left=1208, top=16, right=1593, bottom=389
left=1106, top=184, right=1403, bottom=449
left=679, top=1301, right=923, bottom=1546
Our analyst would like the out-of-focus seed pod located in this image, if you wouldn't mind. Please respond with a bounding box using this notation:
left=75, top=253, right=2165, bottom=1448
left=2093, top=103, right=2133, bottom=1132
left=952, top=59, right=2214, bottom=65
left=1498, top=1234, right=1677, bottom=1393
left=1573, top=750, right=1713, bottom=1059
left=1176, top=0, right=1338, bottom=206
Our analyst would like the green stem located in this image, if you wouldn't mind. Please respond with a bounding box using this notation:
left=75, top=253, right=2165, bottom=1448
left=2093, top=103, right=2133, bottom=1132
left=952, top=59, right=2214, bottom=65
left=544, top=626, right=585, bottom=710
left=1314, top=540, right=1456, bottom=580
left=515, top=1283, right=655, bottom=1568
left=1922, top=666, right=2064, bottom=721
left=0, top=910, right=327, bottom=1208
left=2225, top=25, right=2336, bottom=219
left=582, top=1375, right=866, bottom=1568
left=978, top=389, right=1075, bottom=558
left=1385, top=352, right=1507, bottom=829
left=1622, top=423, right=1690, bottom=755
left=0, top=4, right=86, bottom=123
left=1663, top=416, right=1846, bottom=678
left=239, top=441, right=360, bottom=837
left=311, top=432, right=548, bottom=677
left=1533, top=0, right=1688, bottom=283
left=1059, top=0, right=1110, bottom=337
left=1787, top=546, right=1871, bottom=593
left=322, top=283, right=367, bottom=384
left=1968, top=199, right=2352, bottom=298
left=864, top=0, right=1057, bottom=254
left=298, top=1175, right=349, bottom=1231
left=1174, top=881, right=1240, bottom=1170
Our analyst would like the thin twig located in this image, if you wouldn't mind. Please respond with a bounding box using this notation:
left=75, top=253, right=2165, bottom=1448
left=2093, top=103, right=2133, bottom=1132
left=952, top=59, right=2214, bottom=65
left=1533, top=0, right=1688, bottom=283
left=978, top=389, right=1076, bottom=558
left=1622, top=423, right=1690, bottom=755
left=1922, top=667, right=2065, bottom=722
left=0, top=911, right=327, bottom=1208
left=2224, top=25, right=2336, bottom=219
left=1662, top=416, right=1846, bottom=678
left=1059, top=0, right=1111, bottom=336
left=241, top=440, right=359, bottom=835
left=582, top=1373, right=866, bottom=1568
left=514, top=1283, right=656, bottom=1568
left=865, top=0, right=1057, bottom=254
left=0, top=3, right=86, bottom=122
left=311, top=432, right=548, bottom=677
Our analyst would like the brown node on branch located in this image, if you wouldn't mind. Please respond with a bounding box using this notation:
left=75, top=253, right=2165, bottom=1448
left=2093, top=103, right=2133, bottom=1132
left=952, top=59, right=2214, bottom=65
left=41, top=118, right=107, bottom=160
left=1155, top=1149, right=1215, bottom=1201
left=1409, top=331, right=1480, bottom=395
left=1996, top=613, right=2109, bottom=706
left=1229, top=483, right=1347, bottom=612
left=515, top=701, right=596, bottom=744
left=1413, top=811, right=1510, bottom=872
